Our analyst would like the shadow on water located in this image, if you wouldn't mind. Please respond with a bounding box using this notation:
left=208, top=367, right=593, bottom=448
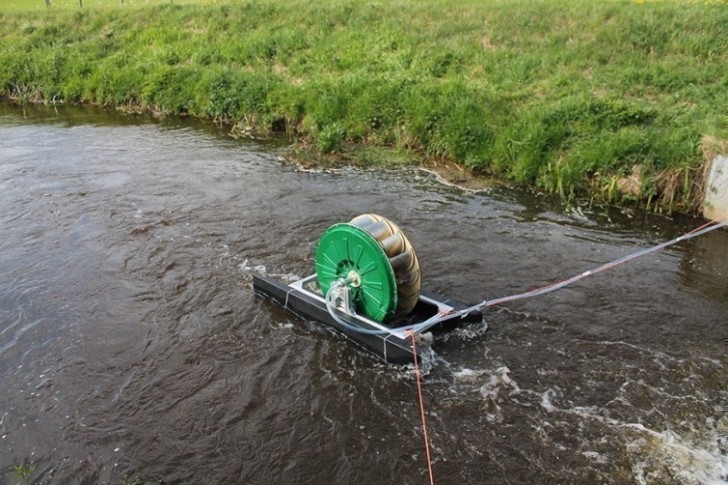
left=0, top=100, right=287, bottom=147
left=1, top=100, right=726, bottom=484
left=679, top=228, right=728, bottom=304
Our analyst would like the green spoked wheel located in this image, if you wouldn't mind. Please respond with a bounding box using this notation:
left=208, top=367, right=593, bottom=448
left=315, top=214, right=421, bottom=323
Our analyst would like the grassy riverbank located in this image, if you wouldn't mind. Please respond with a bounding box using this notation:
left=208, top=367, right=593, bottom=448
left=2, top=0, right=727, bottom=211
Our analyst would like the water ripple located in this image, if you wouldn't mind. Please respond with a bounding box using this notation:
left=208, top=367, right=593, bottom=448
left=1, top=102, right=726, bottom=484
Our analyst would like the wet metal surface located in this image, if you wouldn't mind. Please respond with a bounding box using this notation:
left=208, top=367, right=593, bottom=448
left=1, top=103, right=726, bottom=484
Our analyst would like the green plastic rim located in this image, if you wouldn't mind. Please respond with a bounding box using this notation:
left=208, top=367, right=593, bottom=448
left=315, top=223, right=397, bottom=322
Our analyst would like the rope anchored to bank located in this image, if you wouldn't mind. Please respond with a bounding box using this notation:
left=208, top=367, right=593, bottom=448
left=395, top=217, right=728, bottom=337
left=325, top=217, right=728, bottom=338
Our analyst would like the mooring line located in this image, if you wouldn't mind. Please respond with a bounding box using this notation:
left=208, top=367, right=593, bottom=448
left=324, top=218, right=728, bottom=339
left=409, top=330, right=435, bottom=485
left=473, top=217, right=728, bottom=311
left=396, top=217, right=728, bottom=335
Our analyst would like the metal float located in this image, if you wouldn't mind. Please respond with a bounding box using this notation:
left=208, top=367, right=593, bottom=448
left=253, top=214, right=481, bottom=364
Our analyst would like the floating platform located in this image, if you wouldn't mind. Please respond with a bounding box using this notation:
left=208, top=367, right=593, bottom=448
left=253, top=274, right=482, bottom=364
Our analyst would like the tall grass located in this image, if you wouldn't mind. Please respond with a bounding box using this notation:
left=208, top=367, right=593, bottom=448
left=1, top=0, right=727, bottom=211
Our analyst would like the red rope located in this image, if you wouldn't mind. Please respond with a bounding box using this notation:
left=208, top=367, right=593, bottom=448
left=409, top=330, right=435, bottom=485
left=687, top=219, right=717, bottom=235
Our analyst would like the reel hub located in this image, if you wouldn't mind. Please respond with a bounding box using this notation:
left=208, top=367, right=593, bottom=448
left=315, top=214, right=421, bottom=322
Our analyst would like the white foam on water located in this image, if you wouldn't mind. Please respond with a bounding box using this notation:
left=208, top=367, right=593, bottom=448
left=279, top=273, right=303, bottom=282
left=625, top=423, right=728, bottom=485
left=439, top=318, right=489, bottom=342
left=540, top=389, right=559, bottom=413
left=238, top=259, right=302, bottom=283
left=452, top=368, right=486, bottom=384
left=479, top=366, right=521, bottom=401
left=582, top=450, right=608, bottom=464
left=699, top=357, right=724, bottom=368
left=447, top=366, right=522, bottom=424
left=237, top=258, right=255, bottom=273
left=411, top=336, right=437, bottom=376
left=539, top=387, right=728, bottom=484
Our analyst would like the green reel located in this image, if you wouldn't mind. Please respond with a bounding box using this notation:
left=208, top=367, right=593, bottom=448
left=315, top=214, right=421, bottom=322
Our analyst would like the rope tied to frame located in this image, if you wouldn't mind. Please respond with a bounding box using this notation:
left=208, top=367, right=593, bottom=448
left=325, top=218, right=728, bottom=337
left=321, top=218, right=728, bottom=484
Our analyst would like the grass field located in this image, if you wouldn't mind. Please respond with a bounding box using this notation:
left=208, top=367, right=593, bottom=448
left=1, top=0, right=204, bottom=11
left=1, top=0, right=727, bottom=212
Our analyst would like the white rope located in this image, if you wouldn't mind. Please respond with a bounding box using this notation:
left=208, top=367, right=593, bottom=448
left=405, top=218, right=728, bottom=334
left=324, top=218, right=728, bottom=337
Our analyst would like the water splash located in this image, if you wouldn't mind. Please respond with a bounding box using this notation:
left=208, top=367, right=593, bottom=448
left=238, top=258, right=301, bottom=283
left=626, top=422, right=728, bottom=485
left=539, top=388, right=728, bottom=484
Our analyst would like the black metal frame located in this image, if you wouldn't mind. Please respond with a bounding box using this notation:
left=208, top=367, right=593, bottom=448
left=253, top=274, right=482, bottom=364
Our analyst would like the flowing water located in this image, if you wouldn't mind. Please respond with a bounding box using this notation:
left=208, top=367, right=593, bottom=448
left=1, top=102, right=726, bottom=484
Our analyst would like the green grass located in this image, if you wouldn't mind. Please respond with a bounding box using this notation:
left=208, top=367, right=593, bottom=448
left=1, top=0, right=207, bottom=12
left=1, top=0, right=727, bottom=212
left=14, top=463, right=35, bottom=482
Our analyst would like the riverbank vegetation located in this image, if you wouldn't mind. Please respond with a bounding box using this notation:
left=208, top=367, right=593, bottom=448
left=1, top=0, right=727, bottom=212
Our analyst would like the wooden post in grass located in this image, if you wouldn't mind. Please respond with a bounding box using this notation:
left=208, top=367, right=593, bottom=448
left=45, top=0, right=51, bottom=7
left=79, top=0, right=82, bottom=7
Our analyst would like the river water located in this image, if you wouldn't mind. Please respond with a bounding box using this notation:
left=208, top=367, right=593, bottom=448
left=0, top=102, right=726, bottom=484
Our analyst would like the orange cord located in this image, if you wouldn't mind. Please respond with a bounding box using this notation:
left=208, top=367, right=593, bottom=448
left=409, top=330, right=435, bottom=485
left=687, top=218, right=719, bottom=235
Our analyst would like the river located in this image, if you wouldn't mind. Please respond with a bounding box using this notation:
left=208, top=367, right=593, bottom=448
left=1, top=102, right=726, bottom=484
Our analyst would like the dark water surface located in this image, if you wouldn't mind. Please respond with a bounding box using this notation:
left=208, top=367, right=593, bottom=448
left=1, top=102, right=726, bottom=484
